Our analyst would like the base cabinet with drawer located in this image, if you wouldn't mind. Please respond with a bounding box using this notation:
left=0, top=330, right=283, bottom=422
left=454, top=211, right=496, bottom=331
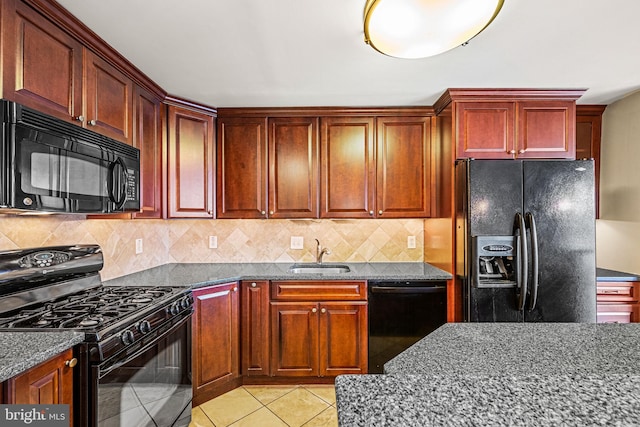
left=269, top=280, right=368, bottom=377
left=596, top=280, right=640, bottom=323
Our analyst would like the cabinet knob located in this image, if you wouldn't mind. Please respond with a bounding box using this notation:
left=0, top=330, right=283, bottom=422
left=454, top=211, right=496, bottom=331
left=509, top=150, right=516, bottom=154
left=269, top=210, right=274, bottom=215
left=261, top=210, right=266, bottom=216
left=378, top=210, right=383, bottom=215
left=233, top=286, right=238, bottom=292
left=321, top=308, right=326, bottom=314
left=369, top=210, right=374, bottom=216
left=251, top=282, right=257, bottom=288
left=88, top=119, right=97, bottom=126
left=74, top=115, right=85, bottom=122
left=312, top=307, right=317, bottom=313
left=65, top=358, right=78, bottom=368
left=518, top=149, right=525, bottom=154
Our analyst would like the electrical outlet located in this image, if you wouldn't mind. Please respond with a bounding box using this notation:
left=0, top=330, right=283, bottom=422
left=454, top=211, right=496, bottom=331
left=209, top=236, right=218, bottom=249
left=135, top=238, right=143, bottom=254
left=407, top=235, right=416, bottom=249
left=290, top=236, right=304, bottom=249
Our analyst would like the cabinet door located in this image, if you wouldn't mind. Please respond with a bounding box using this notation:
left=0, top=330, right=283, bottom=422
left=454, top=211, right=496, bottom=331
left=455, top=102, right=515, bottom=159
left=3, top=0, right=83, bottom=122
left=84, top=50, right=133, bottom=144
left=376, top=116, right=432, bottom=217
left=217, top=117, right=268, bottom=218
left=133, top=85, right=163, bottom=218
left=268, top=117, right=319, bottom=218
left=576, top=105, right=605, bottom=218
left=241, top=280, right=270, bottom=376
left=321, top=117, right=376, bottom=218
left=516, top=100, right=575, bottom=159
left=270, top=302, right=319, bottom=377
left=167, top=105, right=215, bottom=218
left=319, top=302, right=368, bottom=376
left=5, top=348, right=75, bottom=425
left=192, top=282, right=240, bottom=404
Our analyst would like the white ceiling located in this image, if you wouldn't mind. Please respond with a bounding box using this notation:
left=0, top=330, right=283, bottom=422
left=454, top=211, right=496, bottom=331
left=56, top=0, right=640, bottom=108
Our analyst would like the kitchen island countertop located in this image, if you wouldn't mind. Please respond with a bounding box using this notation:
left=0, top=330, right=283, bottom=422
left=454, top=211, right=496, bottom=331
left=0, top=331, right=84, bottom=383
left=336, top=323, right=640, bottom=426
left=103, top=262, right=452, bottom=288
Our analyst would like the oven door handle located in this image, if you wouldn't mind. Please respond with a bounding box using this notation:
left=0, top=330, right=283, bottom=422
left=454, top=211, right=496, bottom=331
left=107, top=156, right=128, bottom=210
left=98, top=314, right=191, bottom=379
left=369, top=285, right=446, bottom=294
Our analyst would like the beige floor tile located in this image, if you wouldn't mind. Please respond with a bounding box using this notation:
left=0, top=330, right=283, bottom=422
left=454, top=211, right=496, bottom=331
left=199, top=387, right=263, bottom=426
left=303, top=385, right=336, bottom=405
left=189, top=407, right=215, bottom=427
left=229, top=407, right=289, bottom=427
left=267, top=388, right=330, bottom=426
left=302, top=406, right=339, bottom=427
left=243, top=385, right=297, bottom=405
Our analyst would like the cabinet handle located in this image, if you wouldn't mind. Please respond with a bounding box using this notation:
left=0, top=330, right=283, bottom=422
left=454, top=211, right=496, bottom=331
left=312, top=307, right=317, bottom=313
left=65, top=358, right=78, bottom=368
left=88, top=119, right=97, bottom=126
left=251, top=282, right=257, bottom=288
left=369, top=211, right=374, bottom=216
left=378, top=210, right=383, bottom=215
left=261, top=210, right=266, bottom=216
left=74, top=115, right=85, bottom=122
left=509, top=150, right=516, bottom=154
left=321, top=308, right=326, bottom=314
left=518, top=149, right=525, bottom=154
left=269, top=210, right=274, bottom=215
left=233, top=286, right=238, bottom=292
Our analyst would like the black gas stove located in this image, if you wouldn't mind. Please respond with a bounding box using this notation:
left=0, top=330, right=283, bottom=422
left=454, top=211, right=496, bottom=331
left=0, top=245, right=193, bottom=427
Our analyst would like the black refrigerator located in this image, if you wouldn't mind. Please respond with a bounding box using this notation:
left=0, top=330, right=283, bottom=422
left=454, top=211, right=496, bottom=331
left=456, top=159, right=596, bottom=322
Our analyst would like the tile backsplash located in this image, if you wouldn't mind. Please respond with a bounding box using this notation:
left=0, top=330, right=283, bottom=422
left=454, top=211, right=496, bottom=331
left=0, top=215, right=424, bottom=280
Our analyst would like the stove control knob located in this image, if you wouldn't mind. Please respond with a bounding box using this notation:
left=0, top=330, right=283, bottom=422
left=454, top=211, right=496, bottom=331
left=168, top=303, right=181, bottom=316
left=180, top=297, right=191, bottom=310
left=121, top=329, right=135, bottom=345
left=138, top=320, right=151, bottom=334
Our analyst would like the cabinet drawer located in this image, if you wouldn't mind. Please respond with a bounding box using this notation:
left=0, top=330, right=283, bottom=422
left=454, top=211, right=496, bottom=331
left=597, top=303, right=640, bottom=323
left=271, top=281, right=367, bottom=301
left=596, top=281, right=639, bottom=302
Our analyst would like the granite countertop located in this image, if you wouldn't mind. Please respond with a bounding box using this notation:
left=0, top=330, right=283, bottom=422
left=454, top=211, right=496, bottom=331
left=103, top=262, right=453, bottom=288
left=596, top=267, right=640, bottom=282
left=335, top=323, right=640, bottom=426
left=0, top=331, right=84, bottom=383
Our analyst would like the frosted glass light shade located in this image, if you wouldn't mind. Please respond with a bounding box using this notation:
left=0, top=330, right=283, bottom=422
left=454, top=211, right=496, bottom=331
left=363, top=0, right=504, bottom=59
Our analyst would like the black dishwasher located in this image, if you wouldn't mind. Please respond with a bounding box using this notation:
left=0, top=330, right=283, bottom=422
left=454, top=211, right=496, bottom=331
left=368, top=281, right=447, bottom=373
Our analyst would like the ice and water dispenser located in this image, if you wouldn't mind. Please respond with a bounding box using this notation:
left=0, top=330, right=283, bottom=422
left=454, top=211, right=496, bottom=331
left=472, top=235, right=518, bottom=288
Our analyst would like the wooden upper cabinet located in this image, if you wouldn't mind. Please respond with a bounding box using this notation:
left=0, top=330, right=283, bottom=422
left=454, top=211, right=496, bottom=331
left=440, top=89, right=585, bottom=160
left=320, top=116, right=376, bottom=218
left=217, top=117, right=268, bottom=218
left=269, top=117, right=319, bottom=218
left=133, top=85, right=163, bottom=218
left=167, top=104, right=215, bottom=218
left=576, top=105, right=606, bottom=218
left=376, top=116, right=431, bottom=217
left=3, top=0, right=83, bottom=122
left=84, top=50, right=133, bottom=145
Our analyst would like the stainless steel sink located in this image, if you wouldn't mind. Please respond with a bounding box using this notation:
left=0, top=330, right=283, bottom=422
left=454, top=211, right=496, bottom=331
left=288, top=264, right=351, bottom=274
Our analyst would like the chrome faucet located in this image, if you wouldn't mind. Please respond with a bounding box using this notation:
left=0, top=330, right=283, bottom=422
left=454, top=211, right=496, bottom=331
left=315, top=239, right=331, bottom=264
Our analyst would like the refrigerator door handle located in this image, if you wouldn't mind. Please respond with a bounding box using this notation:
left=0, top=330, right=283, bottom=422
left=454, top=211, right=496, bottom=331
left=525, top=212, right=539, bottom=310
left=515, top=212, right=528, bottom=311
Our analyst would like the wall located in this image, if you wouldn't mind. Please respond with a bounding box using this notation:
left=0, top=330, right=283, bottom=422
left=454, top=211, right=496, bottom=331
left=0, top=216, right=424, bottom=280
left=596, top=89, right=640, bottom=274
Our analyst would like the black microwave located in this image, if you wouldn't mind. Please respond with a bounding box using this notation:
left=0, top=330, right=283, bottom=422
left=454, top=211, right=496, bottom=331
left=0, top=100, right=140, bottom=214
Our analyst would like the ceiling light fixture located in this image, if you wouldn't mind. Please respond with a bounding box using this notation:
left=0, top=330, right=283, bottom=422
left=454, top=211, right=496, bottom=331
left=363, top=0, right=504, bottom=59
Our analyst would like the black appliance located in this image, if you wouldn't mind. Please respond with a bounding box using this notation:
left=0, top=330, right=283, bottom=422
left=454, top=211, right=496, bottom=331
left=0, top=100, right=140, bottom=214
left=0, top=245, right=192, bottom=426
left=368, top=281, right=446, bottom=373
left=456, top=159, right=596, bottom=322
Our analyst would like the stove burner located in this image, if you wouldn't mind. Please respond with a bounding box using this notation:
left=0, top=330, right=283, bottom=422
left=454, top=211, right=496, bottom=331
left=35, top=318, right=52, bottom=326
left=129, top=297, right=153, bottom=304
left=79, top=317, right=102, bottom=327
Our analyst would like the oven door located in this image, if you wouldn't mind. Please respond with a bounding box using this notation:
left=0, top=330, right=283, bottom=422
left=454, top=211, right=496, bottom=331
left=11, top=123, right=139, bottom=213
left=91, top=315, right=192, bottom=427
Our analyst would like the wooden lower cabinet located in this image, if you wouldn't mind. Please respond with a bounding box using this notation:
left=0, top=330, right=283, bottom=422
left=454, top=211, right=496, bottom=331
left=4, top=348, right=76, bottom=426
left=241, top=280, right=271, bottom=376
left=269, top=280, right=368, bottom=377
left=596, top=280, right=640, bottom=323
left=192, top=282, right=240, bottom=405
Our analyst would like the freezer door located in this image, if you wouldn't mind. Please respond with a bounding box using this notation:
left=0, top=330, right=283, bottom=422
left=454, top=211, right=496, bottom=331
left=522, top=160, right=596, bottom=322
left=466, top=160, right=524, bottom=322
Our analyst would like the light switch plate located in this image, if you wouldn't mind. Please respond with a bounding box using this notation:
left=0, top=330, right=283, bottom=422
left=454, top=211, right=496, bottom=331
left=407, top=235, right=416, bottom=249
left=209, top=236, right=218, bottom=249
left=135, top=238, right=143, bottom=254
left=291, top=236, right=304, bottom=249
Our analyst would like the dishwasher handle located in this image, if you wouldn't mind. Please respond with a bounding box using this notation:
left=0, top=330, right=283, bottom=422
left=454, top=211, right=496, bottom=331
left=369, top=285, right=446, bottom=294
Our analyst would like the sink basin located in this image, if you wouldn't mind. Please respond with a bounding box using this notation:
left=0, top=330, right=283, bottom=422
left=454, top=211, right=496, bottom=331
left=288, top=264, right=351, bottom=274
